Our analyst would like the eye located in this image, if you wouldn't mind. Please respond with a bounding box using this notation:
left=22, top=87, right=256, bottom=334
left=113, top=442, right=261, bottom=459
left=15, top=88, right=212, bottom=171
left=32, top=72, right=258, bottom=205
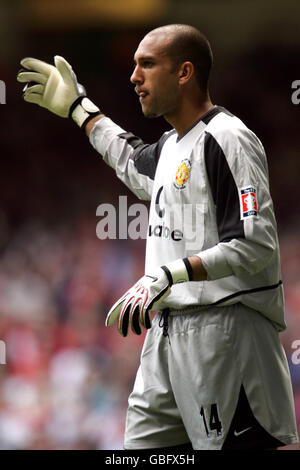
left=142, top=61, right=153, bottom=68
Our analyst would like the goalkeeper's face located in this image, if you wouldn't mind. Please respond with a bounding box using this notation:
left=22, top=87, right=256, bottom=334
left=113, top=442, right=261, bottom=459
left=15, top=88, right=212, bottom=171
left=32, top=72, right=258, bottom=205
left=130, top=34, right=181, bottom=119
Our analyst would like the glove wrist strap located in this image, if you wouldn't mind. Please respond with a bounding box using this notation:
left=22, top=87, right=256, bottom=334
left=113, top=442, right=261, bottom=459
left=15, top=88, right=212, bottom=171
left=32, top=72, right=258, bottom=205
left=69, top=96, right=101, bottom=129
left=161, top=258, right=193, bottom=286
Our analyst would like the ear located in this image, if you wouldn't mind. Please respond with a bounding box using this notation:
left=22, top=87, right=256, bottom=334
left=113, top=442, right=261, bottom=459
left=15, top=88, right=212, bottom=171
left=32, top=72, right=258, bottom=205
left=178, top=61, right=194, bottom=85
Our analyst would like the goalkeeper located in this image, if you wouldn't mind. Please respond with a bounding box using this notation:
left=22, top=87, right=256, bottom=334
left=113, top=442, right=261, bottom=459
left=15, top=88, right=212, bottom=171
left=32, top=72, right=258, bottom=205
left=17, top=24, right=298, bottom=450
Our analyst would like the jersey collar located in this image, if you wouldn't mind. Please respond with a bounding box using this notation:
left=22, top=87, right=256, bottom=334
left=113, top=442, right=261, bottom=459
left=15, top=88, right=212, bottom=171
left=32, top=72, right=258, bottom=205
left=176, top=105, right=222, bottom=143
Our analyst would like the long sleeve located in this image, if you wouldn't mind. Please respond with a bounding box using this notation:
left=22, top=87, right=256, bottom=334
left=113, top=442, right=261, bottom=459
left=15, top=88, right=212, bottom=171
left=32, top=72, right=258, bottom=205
left=89, top=117, right=173, bottom=200
left=197, top=127, right=279, bottom=281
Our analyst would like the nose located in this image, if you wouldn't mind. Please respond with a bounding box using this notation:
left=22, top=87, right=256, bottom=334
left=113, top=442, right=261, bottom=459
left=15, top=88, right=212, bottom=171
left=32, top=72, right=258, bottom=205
left=130, top=64, right=143, bottom=85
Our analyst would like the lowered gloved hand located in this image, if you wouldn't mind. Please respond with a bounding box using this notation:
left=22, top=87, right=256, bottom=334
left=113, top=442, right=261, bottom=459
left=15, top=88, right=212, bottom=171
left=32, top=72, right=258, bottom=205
left=17, top=56, right=101, bottom=128
left=106, top=258, right=192, bottom=336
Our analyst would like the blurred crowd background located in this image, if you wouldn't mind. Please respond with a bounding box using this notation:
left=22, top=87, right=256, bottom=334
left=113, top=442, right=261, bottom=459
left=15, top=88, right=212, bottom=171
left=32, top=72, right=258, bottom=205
left=0, top=0, right=300, bottom=449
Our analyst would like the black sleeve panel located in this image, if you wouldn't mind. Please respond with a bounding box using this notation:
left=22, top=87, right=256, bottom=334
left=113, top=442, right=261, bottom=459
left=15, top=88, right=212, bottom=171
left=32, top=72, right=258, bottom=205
left=204, top=132, right=245, bottom=242
left=118, top=130, right=175, bottom=181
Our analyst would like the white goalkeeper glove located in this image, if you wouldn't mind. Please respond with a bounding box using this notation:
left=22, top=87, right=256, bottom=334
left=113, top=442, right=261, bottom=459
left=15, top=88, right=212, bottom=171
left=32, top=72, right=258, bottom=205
left=17, top=56, right=101, bottom=128
left=106, top=258, right=193, bottom=337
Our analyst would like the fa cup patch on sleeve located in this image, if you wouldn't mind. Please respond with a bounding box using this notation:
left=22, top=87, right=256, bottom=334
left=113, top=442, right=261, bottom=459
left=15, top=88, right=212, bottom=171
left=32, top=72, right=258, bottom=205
left=240, top=186, right=258, bottom=219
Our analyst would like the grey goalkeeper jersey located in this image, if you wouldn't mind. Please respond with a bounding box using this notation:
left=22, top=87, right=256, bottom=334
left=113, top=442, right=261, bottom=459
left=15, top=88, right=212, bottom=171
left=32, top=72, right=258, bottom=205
left=90, top=106, right=286, bottom=331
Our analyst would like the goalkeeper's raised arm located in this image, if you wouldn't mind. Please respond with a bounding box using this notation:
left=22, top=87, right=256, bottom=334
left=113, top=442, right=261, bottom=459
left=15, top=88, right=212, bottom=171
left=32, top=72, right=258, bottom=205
left=17, top=56, right=158, bottom=201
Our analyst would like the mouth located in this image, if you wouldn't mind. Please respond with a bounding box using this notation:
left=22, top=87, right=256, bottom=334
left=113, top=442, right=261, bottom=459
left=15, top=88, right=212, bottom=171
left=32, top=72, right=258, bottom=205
left=139, top=94, right=148, bottom=103
left=136, top=88, right=149, bottom=102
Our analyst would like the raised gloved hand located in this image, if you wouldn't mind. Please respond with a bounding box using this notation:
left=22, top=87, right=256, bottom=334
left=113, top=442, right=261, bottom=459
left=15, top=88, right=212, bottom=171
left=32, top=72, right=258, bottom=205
left=106, top=258, right=192, bottom=336
left=17, top=56, right=101, bottom=128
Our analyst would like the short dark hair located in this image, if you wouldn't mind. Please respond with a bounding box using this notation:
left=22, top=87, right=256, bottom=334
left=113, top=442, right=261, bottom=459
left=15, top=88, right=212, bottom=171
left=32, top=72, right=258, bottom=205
left=149, top=24, right=213, bottom=93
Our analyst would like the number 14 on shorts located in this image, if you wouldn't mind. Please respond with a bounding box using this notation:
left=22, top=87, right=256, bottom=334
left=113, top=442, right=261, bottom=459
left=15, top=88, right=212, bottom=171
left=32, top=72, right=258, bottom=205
left=200, top=403, right=223, bottom=438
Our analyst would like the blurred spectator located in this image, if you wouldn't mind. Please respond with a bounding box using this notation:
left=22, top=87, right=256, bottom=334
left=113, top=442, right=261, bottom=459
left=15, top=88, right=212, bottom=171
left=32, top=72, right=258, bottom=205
left=0, top=218, right=145, bottom=449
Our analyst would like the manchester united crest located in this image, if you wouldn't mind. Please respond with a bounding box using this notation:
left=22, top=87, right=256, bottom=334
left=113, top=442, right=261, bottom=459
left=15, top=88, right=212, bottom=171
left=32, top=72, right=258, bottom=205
left=174, top=159, right=191, bottom=189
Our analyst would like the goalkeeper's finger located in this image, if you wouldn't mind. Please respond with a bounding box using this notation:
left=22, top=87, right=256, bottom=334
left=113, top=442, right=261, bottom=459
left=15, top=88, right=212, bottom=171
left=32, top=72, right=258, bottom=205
left=20, top=57, right=54, bottom=76
left=130, top=304, right=142, bottom=335
left=23, top=91, right=43, bottom=105
left=23, top=83, right=44, bottom=94
left=17, top=71, right=47, bottom=85
left=105, top=298, right=124, bottom=327
left=118, top=302, right=131, bottom=337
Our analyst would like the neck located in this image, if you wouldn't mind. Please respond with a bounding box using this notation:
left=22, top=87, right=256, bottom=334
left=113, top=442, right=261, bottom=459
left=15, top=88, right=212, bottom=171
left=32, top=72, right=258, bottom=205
left=165, top=96, right=214, bottom=138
